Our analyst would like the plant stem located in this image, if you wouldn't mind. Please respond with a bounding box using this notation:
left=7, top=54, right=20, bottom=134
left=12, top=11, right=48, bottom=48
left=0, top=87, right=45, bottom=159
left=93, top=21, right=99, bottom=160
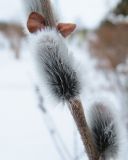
left=68, top=98, right=100, bottom=160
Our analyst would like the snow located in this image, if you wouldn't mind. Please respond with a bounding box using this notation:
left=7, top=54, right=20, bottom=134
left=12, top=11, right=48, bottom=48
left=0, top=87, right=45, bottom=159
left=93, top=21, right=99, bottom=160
left=0, top=50, right=57, bottom=160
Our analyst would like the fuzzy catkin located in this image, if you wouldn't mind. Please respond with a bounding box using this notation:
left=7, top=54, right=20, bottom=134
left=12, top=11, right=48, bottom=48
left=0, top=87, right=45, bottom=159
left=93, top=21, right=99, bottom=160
left=89, top=104, right=119, bottom=159
left=31, top=29, right=80, bottom=102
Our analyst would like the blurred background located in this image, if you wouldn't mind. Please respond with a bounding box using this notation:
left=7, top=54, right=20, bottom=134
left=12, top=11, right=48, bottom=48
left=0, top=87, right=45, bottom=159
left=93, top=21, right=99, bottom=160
left=0, top=0, right=128, bottom=159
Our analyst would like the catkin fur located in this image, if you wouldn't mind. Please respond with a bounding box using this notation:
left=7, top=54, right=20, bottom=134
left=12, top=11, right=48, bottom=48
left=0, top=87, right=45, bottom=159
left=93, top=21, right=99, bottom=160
left=30, top=28, right=80, bottom=102
left=89, top=104, right=119, bottom=159
left=24, top=0, right=80, bottom=102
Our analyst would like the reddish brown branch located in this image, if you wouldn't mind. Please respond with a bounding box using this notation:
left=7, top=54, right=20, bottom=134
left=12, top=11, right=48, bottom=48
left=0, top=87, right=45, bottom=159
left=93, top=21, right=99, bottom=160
left=69, top=99, right=100, bottom=160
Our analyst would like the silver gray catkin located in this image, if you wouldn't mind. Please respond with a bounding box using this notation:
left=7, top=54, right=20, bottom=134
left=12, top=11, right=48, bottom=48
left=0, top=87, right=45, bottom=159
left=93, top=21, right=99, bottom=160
left=89, top=104, right=120, bottom=160
left=24, top=0, right=80, bottom=102
left=34, top=29, right=80, bottom=101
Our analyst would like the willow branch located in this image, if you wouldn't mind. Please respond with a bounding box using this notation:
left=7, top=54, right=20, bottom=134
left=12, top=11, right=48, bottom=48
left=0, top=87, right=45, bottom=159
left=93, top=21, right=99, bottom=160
left=68, top=98, right=100, bottom=160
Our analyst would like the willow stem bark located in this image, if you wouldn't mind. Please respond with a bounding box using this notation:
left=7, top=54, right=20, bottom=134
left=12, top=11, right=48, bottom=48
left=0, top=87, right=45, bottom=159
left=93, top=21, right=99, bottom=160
left=69, top=99, right=100, bottom=160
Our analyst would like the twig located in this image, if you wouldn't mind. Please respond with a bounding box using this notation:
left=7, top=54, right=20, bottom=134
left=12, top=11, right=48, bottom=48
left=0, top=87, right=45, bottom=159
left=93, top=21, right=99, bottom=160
left=69, top=99, right=100, bottom=160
